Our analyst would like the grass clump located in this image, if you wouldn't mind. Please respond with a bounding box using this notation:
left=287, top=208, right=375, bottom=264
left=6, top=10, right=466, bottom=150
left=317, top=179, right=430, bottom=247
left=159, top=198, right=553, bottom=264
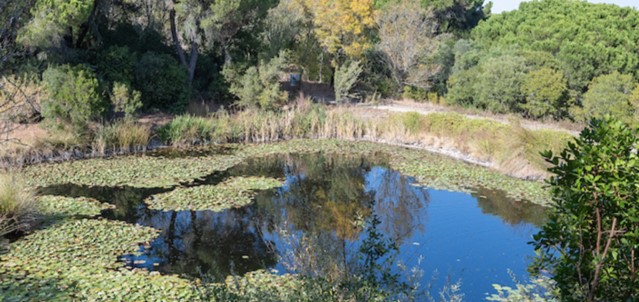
left=158, top=115, right=215, bottom=147
left=0, top=173, right=38, bottom=237
left=92, top=120, right=150, bottom=155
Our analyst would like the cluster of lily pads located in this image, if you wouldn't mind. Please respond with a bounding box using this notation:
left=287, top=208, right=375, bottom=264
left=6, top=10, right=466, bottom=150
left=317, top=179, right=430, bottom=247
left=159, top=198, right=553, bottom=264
left=146, top=176, right=284, bottom=211
left=1, top=139, right=552, bottom=301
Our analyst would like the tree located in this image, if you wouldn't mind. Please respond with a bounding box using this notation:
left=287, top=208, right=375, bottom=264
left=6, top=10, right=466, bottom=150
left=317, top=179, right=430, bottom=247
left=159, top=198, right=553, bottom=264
left=303, top=0, right=375, bottom=61
left=579, top=72, right=638, bottom=124
left=376, top=1, right=443, bottom=92
left=334, top=60, right=363, bottom=103
left=426, top=0, right=489, bottom=34
left=531, top=116, right=639, bottom=301
left=448, top=53, right=528, bottom=113
left=18, top=0, right=101, bottom=49
left=521, top=67, right=568, bottom=119
left=166, top=0, right=276, bottom=85
left=470, top=0, right=639, bottom=91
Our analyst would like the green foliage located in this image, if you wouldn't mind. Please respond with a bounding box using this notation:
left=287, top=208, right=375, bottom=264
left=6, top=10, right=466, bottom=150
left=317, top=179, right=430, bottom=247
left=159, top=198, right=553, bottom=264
left=471, top=0, right=639, bottom=91
left=157, top=115, right=216, bottom=146
left=376, top=1, right=441, bottom=91
left=111, top=82, right=142, bottom=119
left=41, top=64, right=106, bottom=132
left=577, top=72, right=639, bottom=125
left=334, top=60, right=363, bottom=103
left=134, top=52, right=190, bottom=112
left=531, top=116, right=639, bottom=301
left=228, top=52, right=288, bottom=110
left=399, top=112, right=425, bottom=134
left=18, top=0, right=94, bottom=48
left=448, top=53, right=529, bottom=113
left=521, top=67, right=568, bottom=119
left=97, top=46, right=137, bottom=85
left=487, top=274, right=557, bottom=302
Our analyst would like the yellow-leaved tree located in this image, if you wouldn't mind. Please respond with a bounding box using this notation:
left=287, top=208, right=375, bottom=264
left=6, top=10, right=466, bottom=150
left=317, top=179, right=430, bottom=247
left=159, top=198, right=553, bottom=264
left=301, top=0, right=375, bottom=61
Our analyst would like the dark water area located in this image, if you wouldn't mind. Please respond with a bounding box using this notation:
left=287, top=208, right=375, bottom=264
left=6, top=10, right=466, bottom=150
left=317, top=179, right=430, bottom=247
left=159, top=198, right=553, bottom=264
left=38, top=153, right=547, bottom=300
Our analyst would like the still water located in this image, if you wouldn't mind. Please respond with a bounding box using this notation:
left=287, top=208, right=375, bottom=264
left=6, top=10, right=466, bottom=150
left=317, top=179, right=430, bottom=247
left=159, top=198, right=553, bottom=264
left=40, top=152, right=546, bottom=300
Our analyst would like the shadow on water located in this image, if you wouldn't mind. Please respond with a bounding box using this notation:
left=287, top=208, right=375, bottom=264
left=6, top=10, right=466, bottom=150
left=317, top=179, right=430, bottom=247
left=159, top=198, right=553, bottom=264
left=36, top=152, right=548, bottom=300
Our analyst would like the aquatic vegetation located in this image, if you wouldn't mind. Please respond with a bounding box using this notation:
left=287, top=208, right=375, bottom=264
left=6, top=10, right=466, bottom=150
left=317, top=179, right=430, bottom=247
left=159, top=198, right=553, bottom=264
left=22, top=139, right=550, bottom=206
left=23, top=154, right=244, bottom=188
left=0, top=219, right=204, bottom=301
left=1, top=141, right=551, bottom=301
left=38, top=195, right=113, bottom=219
left=146, top=176, right=283, bottom=211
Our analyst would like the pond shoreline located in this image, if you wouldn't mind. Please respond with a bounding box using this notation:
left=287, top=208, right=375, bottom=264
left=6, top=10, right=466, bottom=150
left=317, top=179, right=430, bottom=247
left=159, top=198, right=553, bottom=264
left=3, top=136, right=547, bottom=181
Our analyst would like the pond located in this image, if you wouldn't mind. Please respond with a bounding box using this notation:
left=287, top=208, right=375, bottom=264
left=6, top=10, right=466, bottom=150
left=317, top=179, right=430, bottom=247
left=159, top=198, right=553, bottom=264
left=38, top=152, right=546, bottom=300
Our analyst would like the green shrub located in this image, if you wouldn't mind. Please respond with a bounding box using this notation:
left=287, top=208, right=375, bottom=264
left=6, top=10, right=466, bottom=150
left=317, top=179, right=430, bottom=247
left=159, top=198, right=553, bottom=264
left=97, top=46, right=137, bottom=85
left=521, top=67, right=568, bottom=119
left=401, top=86, right=428, bottom=101
left=531, top=116, right=639, bottom=301
left=229, top=52, right=288, bottom=110
left=334, top=60, right=363, bottom=103
left=41, top=65, right=106, bottom=132
left=158, top=115, right=215, bottom=146
left=399, top=112, right=424, bottom=134
left=135, top=52, right=189, bottom=111
left=0, top=173, right=38, bottom=237
left=111, top=82, right=142, bottom=119
left=577, top=72, right=639, bottom=124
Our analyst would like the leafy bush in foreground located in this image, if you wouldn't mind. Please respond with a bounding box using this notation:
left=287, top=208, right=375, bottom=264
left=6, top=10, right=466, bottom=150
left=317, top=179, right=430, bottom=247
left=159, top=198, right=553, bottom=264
left=531, top=116, right=639, bottom=301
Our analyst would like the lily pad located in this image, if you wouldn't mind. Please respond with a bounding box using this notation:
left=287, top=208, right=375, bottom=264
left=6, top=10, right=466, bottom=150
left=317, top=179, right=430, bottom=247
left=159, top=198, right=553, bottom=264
left=146, top=176, right=284, bottom=211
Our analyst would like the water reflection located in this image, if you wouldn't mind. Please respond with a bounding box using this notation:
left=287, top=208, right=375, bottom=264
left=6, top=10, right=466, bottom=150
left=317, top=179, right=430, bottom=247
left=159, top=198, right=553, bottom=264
left=38, top=152, right=547, bottom=300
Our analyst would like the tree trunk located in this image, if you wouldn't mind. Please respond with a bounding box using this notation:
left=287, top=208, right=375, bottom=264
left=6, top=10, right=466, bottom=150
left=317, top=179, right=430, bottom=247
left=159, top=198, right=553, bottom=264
left=169, top=5, right=188, bottom=68
left=187, top=40, right=198, bottom=85
left=76, top=0, right=101, bottom=48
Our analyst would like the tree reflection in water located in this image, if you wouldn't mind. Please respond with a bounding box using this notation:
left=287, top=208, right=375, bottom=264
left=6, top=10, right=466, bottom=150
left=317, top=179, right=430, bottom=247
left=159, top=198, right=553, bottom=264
left=37, top=151, right=544, bottom=300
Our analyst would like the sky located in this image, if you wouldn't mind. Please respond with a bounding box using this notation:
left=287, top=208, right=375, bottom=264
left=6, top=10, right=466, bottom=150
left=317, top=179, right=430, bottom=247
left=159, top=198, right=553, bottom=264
left=490, top=0, right=639, bottom=14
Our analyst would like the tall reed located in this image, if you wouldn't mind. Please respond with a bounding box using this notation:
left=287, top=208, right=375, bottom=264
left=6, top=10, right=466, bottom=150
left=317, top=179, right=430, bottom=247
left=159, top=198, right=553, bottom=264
left=159, top=98, right=572, bottom=178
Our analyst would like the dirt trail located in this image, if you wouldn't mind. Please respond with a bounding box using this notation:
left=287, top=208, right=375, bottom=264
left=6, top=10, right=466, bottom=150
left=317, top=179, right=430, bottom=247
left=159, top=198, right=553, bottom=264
left=366, top=101, right=582, bottom=136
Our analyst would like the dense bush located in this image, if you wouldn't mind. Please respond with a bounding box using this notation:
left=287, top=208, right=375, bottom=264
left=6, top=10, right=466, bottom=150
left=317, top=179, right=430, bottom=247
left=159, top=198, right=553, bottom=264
left=97, top=46, right=137, bottom=85
left=229, top=52, right=288, bottom=110
left=521, top=67, right=568, bottom=119
left=576, top=72, right=639, bottom=124
left=134, top=52, right=190, bottom=112
left=41, top=64, right=106, bottom=132
left=447, top=53, right=529, bottom=113
left=334, top=60, right=363, bottom=103
left=531, top=116, right=639, bottom=301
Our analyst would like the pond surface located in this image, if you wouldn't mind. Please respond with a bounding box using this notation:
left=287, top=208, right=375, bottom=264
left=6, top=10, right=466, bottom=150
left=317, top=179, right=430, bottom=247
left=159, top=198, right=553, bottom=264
left=39, top=152, right=546, bottom=300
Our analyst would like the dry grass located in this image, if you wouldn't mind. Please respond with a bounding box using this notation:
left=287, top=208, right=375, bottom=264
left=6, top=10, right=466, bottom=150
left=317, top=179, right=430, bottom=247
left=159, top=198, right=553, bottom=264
left=92, top=120, right=151, bottom=155
left=159, top=98, right=572, bottom=178
left=0, top=172, right=38, bottom=236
